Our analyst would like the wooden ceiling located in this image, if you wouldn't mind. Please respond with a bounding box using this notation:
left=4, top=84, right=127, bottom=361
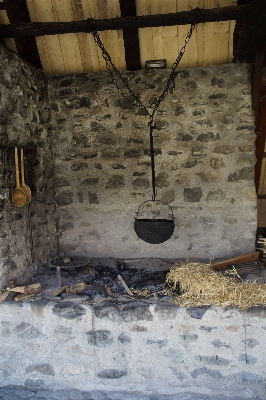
left=0, top=0, right=263, bottom=75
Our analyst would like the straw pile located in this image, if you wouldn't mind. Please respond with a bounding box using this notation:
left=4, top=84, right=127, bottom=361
left=165, top=262, right=266, bottom=309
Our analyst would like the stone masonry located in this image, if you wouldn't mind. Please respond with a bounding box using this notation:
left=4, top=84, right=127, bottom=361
left=0, top=300, right=265, bottom=399
left=0, top=45, right=57, bottom=287
left=48, top=64, right=257, bottom=260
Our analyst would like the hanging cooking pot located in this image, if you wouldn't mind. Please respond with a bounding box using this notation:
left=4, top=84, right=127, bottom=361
left=134, top=200, right=175, bottom=244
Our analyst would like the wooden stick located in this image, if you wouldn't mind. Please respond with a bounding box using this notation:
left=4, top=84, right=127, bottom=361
left=211, top=252, right=260, bottom=271
left=9, top=283, right=41, bottom=294
left=14, top=293, right=36, bottom=301
left=0, top=291, right=10, bottom=302
left=50, top=285, right=68, bottom=297
left=117, top=274, right=133, bottom=296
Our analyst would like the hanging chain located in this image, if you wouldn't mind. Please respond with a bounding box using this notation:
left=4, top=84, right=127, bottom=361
left=87, top=12, right=198, bottom=201
left=87, top=15, right=197, bottom=119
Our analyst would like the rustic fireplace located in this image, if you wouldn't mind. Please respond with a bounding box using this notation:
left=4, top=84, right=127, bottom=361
left=1, top=44, right=265, bottom=399
left=0, top=41, right=257, bottom=287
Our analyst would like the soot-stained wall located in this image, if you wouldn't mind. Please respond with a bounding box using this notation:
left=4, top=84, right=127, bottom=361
left=48, top=63, right=257, bottom=260
left=0, top=45, right=57, bottom=287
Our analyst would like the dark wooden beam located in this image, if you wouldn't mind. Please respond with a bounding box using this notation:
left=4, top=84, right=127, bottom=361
left=237, top=0, right=266, bottom=62
left=255, top=49, right=266, bottom=193
left=0, top=3, right=6, bottom=9
left=119, top=0, right=141, bottom=71
left=0, top=5, right=251, bottom=38
left=3, top=0, right=42, bottom=69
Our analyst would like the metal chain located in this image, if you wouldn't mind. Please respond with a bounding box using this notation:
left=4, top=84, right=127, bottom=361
left=87, top=18, right=197, bottom=119
left=87, top=14, right=198, bottom=201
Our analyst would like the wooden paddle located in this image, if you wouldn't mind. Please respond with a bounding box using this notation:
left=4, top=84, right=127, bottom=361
left=11, top=147, right=26, bottom=208
left=20, top=147, right=31, bottom=203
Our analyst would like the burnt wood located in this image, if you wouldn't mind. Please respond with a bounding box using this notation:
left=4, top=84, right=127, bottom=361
left=3, top=0, right=42, bottom=69
left=119, top=0, right=141, bottom=71
left=0, top=5, right=251, bottom=38
left=237, top=0, right=266, bottom=62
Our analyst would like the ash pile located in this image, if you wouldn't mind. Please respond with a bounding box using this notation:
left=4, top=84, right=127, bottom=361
left=36, top=257, right=177, bottom=305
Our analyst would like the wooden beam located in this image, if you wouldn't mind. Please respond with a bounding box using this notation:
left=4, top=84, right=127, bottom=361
left=237, top=0, right=266, bottom=62
left=253, top=49, right=265, bottom=193
left=211, top=252, right=260, bottom=271
left=3, top=0, right=42, bottom=68
left=0, top=5, right=251, bottom=38
left=119, top=0, right=141, bottom=71
left=0, top=3, right=6, bottom=9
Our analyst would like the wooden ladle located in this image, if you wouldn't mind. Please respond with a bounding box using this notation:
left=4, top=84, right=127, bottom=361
left=20, top=147, right=31, bottom=203
left=11, top=147, right=26, bottom=207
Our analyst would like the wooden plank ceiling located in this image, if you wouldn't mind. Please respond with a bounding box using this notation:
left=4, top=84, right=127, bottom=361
left=0, top=0, right=238, bottom=74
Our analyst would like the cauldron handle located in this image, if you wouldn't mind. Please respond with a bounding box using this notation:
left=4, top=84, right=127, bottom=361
left=135, top=199, right=174, bottom=220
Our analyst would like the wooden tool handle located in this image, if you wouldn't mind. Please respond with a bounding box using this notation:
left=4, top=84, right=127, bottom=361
left=20, top=147, right=25, bottom=186
left=14, top=147, right=20, bottom=188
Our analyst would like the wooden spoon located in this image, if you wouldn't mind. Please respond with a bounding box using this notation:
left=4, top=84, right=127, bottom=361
left=11, top=147, right=26, bottom=207
left=20, top=147, right=31, bottom=203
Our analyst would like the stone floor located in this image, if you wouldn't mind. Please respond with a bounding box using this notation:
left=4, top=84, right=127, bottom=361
left=0, top=386, right=264, bottom=400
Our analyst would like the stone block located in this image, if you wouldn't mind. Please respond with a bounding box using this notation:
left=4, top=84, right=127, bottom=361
left=184, top=188, right=202, bottom=202
left=115, top=97, right=135, bottom=110
left=52, top=302, right=86, bottom=319
left=187, top=307, right=210, bottom=319
left=93, top=305, right=123, bottom=323
left=213, top=145, right=235, bottom=154
left=238, top=353, right=257, bottom=364
left=192, top=146, right=206, bottom=156
left=227, top=167, right=254, bottom=182
left=118, top=333, right=131, bottom=344
left=54, top=176, right=71, bottom=187
left=197, top=172, right=219, bottom=182
left=163, top=346, right=187, bottom=363
left=122, top=304, right=153, bottom=322
left=195, top=355, right=231, bottom=366
left=71, top=162, right=88, bottom=171
left=88, top=192, right=99, bottom=204
left=197, top=132, right=220, bottom=142
left=211, top=77, right=225, bottom=88
left=26, top=364, right=55, bottom=376
left=234, top=371, right=263, bottom=385
left=86, top=330, right=113, bottom=347
left=105, top=175, right=125, bottom=189
left=55, top=191, right=73, bottom=206
left=24, top=380, right=45, bottom=389
left=175, top=106, right=185, bottom=116
left=15, top=322, right=43, bottom=339
left=180, top=333, right=198, bottom=343
left=97, top=369, right=127, bottom=379
left=102, top=149, right=120, bottom=158
left=176, top=133, right=193, bottom=141
left=132, top=178, right=149, bottom=189
left=186, top=80, right=198, bottom=91
left=191, top=367, right=223, bottom=379
left=221, top=115, right=235, bottom=124
left=81, top=178, right=99, bottom=185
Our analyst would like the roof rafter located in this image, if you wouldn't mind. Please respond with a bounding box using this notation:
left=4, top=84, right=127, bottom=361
left=3, top=0, right=41, bottom=69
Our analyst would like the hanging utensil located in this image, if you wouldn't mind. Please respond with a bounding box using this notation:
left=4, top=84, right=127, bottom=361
left=134, top=121, right=175, bottom=244
left=134, top=200, right=175, bottom=244
left=11, top=147, right=26, bottom=207
left=20, top=147, right=31, bottom=204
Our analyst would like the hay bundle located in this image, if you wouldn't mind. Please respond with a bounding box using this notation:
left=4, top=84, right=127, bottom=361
left=166, top=262, right=266, bottom=309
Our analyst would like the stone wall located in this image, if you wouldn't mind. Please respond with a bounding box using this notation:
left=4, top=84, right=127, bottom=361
left=0, top=300, right=265, bottom=399
left=48, top=63, right=257, bottom=260
left=0, top=45, right=57, bottom=286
